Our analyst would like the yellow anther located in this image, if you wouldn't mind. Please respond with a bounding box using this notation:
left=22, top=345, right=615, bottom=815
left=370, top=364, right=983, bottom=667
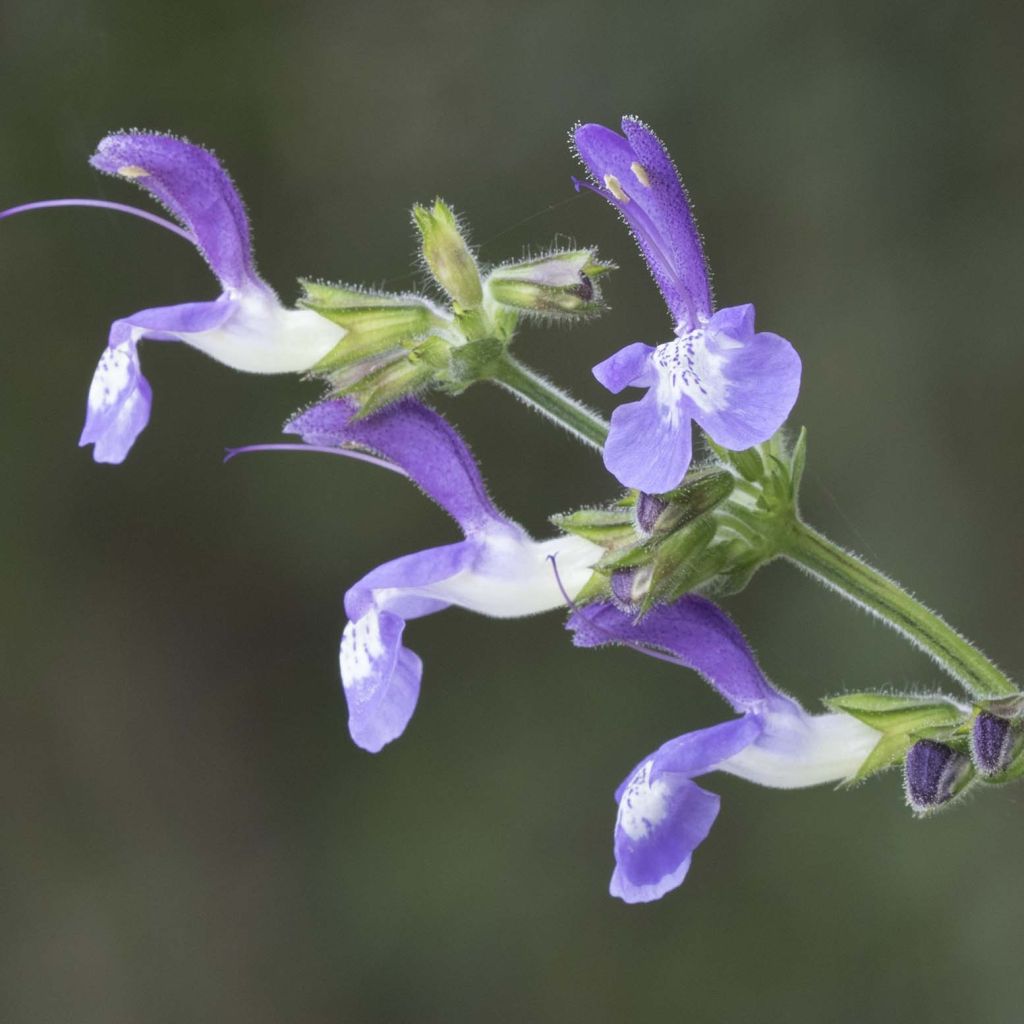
left=117, top=165, right=150, bottom=179
left=603, top=173, right=630, bottom=203
left=630, top=162, right=651, bottom=187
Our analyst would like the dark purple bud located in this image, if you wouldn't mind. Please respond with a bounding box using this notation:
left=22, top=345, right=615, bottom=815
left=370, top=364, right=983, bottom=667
left=971, top=712, right=1020, bottom=777
left=634, top=492, right=668, bottom=536
left=610, top=568, right=638, bottom=610
left=904, top=740, right=974, bottom=813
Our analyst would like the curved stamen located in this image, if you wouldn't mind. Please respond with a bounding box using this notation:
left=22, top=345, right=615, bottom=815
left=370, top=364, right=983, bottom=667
left=224, top=442, right=408, bottom=477
left=0, top=198, right=194, bottom=244
left=546, top=553, right=690, bottom=671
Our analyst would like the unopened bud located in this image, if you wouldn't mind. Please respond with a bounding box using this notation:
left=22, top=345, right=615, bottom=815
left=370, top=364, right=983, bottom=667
left=485, top=249, right=613, bottom=318
left=656, top=471, right=735, bottom=534
left=971, top=712, right=1024, bottom=777
left=634, top=492, right=669, bottom=537
left=904, top=740, right=974, bottom=813
left=412, top=199, right=483, bottom=309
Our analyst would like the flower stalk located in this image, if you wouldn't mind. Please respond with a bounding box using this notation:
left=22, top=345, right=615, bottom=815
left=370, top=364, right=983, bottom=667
left=780, top=520, right=1018, bottom=698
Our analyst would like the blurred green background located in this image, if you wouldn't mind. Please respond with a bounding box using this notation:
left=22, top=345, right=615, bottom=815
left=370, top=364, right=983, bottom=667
left=2, top=0, right=1024, bottom=1020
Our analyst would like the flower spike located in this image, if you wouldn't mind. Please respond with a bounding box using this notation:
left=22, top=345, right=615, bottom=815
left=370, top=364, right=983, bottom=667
left=573, top=117, right=801, bottom=493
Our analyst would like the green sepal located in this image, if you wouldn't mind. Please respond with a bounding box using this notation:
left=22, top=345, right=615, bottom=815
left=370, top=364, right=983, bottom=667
left=300, top=281, right=451, bottom=372
left=412, top=199, right=483, bottom=309
left=485, top=249, right=615, bottom=319
left=849, top=732, right=917, bottom=782
left=825, top=692, right=965, bottom=733
left=344, top=336, right=451, bottom=418
left=596, top=540, right=657, bottom=572
left=550, top=507, right=636, bottom=546
left=636, top=518, right=718, bottom=614
left=653, top=470, right=735, bottom=535
left=788, top=427, right=808, bottom=500
left=572, top=570, right=613, bottom=606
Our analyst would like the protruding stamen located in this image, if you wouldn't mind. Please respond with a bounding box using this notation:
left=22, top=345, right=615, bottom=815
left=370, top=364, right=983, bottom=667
left=223, top=442, right=407, bottom=477
left=0, top=198, right=194, bottom=243
left=603, top=173, right=630, bottom=203
left=117, top=165, right=150, bottom=179
left=630, top=162, right=651, bottom=187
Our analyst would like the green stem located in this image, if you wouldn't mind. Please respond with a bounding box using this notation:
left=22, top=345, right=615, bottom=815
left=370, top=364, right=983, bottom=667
left=490, top=354, right=610, bottom=450
left=783, top=519, right=1018, bottom=698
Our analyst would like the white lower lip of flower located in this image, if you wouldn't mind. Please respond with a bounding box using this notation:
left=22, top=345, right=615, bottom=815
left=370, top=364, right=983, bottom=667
left=179, top=290, right=344, bottom=374
left=391, top=532, right=601, bottom=620
left=719, top=710, right=880, bottom=789
left=617, top=759, right=671, bottom=841
left=653, top=327, right=732, bottom=422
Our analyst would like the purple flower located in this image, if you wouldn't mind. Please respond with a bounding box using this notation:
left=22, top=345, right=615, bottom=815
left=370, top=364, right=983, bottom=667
left=573, top=117, right=802, bottom=493
left=64, top=132, right=343, bottom=463
left=286, top=399, right=601, bottom=753
left=569, top=597, right=879, bottom=902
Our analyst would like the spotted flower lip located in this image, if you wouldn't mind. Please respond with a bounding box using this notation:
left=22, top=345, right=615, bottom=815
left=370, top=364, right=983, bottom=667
left=569, top=596, right=879, bottom=903
left=28, top=132, right=344, bottom=463
left=573, top=117, right=802, bottom=494
left=286, top=398, right=601, bottom=753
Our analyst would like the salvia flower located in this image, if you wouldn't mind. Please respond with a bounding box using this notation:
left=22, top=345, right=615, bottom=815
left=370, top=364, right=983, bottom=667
left=286, top=398, right=602, bottom=753
left=6, top=132, right=344, bottom=463
left=573, top=117, right=801, bottom=493
left=568, top=596, right=880, bottom=902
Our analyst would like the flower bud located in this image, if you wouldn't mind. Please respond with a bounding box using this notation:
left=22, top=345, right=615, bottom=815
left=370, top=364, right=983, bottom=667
left=633, top=493, right=668, bottom=537
left=485, top=249, right=613, bottom=318
left=904, top=740, right=974, bottom=813
left=971, top=712, right=1024, bottom=777
left=412, top=199, right=483, bottom=309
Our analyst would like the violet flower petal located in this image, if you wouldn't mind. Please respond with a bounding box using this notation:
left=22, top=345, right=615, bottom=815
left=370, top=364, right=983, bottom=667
left=686, top=305, right=802, bottom=452
left=91, top=132, right=262, bottom=293
left=602, top=390, right=694, bottom=497
left=591, top=341, right=656, bottom=394
left=287, top=399, right=511, bottom=535
left=574, top=117, right=711, bottom=330
left=80, top=301, right=232, bottom=463
left=340, top=608, right=423, bottom=754
left=569, top=595, right=785, bottom=714
left=610, top=716, right=762, bottom=903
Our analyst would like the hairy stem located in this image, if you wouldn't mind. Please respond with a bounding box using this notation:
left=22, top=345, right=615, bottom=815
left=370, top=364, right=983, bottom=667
left=490, top=354, right=610, bottom=450
left=783, top=519, right=1017, bottom=698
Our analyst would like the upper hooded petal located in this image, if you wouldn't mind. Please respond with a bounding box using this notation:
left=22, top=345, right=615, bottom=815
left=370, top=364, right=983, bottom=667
left=573, top=118, right=711, bottom=329
left=569, top=596, right=793, bottom=715
left=91, top=132, right=263, bottom=294
left=286, top=399, right=514, bottom=536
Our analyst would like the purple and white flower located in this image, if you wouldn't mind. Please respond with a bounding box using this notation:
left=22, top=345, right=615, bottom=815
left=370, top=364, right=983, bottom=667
left=573, top=117, right=802, bottom=493
left=4, top=132, right=344, bottom=463
left=569, top=596, right=879, bottom=903
left=286, top=398, right=602, bottom=753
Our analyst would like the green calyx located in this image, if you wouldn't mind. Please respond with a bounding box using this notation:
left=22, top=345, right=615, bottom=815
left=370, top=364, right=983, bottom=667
left=412, top=198, right=484, bottom=310
left=826, top=692, right=969, bottom=783
left=485, top=249, right=615, bottom=319
left=553, top=429, right=809, bottom=610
